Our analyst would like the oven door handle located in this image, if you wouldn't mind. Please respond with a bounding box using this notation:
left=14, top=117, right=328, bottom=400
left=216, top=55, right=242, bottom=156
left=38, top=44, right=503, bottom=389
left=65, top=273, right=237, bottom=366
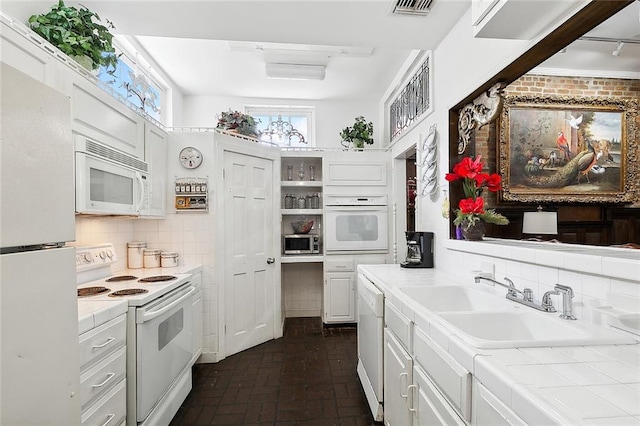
left=138, top=286, right=196, bottom=323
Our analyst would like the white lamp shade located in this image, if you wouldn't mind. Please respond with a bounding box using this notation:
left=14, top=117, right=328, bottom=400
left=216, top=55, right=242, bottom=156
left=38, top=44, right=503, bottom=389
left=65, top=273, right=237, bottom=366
left=265, top=63, right=326, bottom=80
left=522, top=211, right=558, bottom=235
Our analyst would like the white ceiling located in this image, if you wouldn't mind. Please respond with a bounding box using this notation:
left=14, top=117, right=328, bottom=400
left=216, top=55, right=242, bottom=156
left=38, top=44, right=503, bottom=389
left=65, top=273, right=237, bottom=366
left=2, top=1, right=639, bottom=102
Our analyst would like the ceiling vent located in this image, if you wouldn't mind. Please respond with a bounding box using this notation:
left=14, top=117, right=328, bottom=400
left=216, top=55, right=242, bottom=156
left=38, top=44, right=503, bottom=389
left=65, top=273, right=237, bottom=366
left=392, top=0, right=435, bottom=16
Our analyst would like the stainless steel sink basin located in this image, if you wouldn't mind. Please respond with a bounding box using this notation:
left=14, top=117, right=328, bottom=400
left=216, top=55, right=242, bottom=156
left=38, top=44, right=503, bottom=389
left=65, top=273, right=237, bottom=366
left=399, top=285, right=511, bottom=312
left=436, top=311, right=637, bottom=349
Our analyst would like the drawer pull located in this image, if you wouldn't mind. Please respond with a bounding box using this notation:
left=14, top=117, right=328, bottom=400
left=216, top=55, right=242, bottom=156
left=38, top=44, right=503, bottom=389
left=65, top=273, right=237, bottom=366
left=407, top=384, right=417, bottom=412
left=399, top=372, right=408, bottom=398
left=92, top=373, right=115, bottom=388
left=92, top=336, right=115, bottom=349
left=101, top=414, right=115, bottom=426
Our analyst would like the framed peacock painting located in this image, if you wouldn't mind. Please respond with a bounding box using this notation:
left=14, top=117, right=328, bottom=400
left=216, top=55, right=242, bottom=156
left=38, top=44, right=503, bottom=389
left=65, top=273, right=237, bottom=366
left=498, top=95, right=638, bottom=203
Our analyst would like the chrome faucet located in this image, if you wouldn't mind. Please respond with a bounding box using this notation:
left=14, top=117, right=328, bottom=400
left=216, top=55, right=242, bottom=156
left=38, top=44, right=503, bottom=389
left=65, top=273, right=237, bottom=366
left=474, top=275, right=523, bottom=298
left=474, top=275, right=553, bottom=312
left=542, top=284, right=577, bottom=320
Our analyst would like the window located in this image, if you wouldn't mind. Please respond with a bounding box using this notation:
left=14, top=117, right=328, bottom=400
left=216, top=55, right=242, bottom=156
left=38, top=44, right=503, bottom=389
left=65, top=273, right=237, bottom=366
left=97, top=38, right=165, bottom=123
left=246, top=106, right=314, bottom=147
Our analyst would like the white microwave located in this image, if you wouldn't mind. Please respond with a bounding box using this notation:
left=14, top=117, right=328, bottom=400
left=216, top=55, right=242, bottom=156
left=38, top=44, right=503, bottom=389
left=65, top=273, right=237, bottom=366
left=75, top=136, right=150, bottom=216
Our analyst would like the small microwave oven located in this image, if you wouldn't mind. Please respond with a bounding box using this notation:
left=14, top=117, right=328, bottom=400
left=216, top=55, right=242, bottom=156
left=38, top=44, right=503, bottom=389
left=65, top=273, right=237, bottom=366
left=284, top=234, right=320, bottom=255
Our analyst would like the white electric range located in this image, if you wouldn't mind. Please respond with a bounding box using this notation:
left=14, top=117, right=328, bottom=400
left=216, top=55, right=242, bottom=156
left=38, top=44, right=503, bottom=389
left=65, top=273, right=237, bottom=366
left=76, top=244, right=195, bottom=426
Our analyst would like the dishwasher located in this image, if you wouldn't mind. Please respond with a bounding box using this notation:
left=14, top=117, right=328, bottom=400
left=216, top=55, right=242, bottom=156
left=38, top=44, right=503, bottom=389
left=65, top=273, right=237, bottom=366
left=356, top=272, right=384, bottom=421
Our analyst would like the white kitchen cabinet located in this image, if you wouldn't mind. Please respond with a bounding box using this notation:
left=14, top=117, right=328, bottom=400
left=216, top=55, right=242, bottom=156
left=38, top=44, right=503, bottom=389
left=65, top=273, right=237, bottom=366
left=66, top=72, right=145, bottom=159
left=472, top=0, right=582, bottom=40
left=384, top=328, right=413, bottom=426
left=323, top=255, right=387, bottom=324
left=413, top=365, right=466, bottom=426
left=0, top=17, right=59, bottom=89
left=324, top=158, right=387, bottom=186
left=79, top=313, right=127, bottom=425
left=142, top=122, right=167, bottom=218
left=324, top=258, right=355, bottom=323
left=413, top=326, right=472, bottom=422
left=472, top=379, right=526, bottom=426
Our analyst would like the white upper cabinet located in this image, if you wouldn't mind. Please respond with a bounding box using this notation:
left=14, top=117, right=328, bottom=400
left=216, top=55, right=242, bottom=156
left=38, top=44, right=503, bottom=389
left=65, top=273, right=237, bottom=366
left=66, top=73, right=145, bottom=159
left=472, top=0, right=584, bottom=40
left=323, top=152, right=388, bottom=187
left=142, top=123, right=167, bottom=218
left=0, top=16, right=61, bottom=91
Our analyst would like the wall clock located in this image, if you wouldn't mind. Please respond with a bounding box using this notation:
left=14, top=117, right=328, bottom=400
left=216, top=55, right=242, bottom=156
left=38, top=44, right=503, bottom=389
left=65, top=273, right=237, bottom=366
left=179, top=147, right=202, bottom=169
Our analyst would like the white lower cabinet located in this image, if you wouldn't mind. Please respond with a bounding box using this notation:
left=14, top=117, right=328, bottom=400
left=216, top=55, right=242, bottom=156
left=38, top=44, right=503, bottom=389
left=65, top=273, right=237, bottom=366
left=191, top=272, right=203, bottom=364
left=473, top=380, right=526, bottom=426
left=79, top=314, right=127, bottom=426
left=413, top=365, right=466, bottom=425
left=324, top=258, right=356, bottom=323
left=384, top=328, right=413, bottom=426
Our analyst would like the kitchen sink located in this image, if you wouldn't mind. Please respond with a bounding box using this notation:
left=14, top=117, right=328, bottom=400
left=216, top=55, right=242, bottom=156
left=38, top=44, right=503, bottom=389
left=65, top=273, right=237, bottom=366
left=399, top=285, right=512, bottom=312
left=436, top=311, right=637, bottom=349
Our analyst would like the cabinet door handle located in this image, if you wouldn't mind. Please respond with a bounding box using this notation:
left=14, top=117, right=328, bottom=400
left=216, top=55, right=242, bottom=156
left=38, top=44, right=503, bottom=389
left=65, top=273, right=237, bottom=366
left=92, top=372, right=115, bottom=388
left=399, top=372, right=408, bottom=398
left=407, top=384, right=417, bottom=412
left=92, top=336, right=115, bottom=349
left=266, top=257, right=275, bottom=264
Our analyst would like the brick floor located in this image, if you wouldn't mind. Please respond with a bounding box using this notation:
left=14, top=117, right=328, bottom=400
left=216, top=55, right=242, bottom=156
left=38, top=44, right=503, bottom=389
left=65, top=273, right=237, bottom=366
left=170, top=317, right=379, bottom=425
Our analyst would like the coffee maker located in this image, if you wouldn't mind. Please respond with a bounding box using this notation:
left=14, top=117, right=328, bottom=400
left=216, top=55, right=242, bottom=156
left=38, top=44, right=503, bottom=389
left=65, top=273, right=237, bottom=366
left=400, top=231, right=434, bottom=268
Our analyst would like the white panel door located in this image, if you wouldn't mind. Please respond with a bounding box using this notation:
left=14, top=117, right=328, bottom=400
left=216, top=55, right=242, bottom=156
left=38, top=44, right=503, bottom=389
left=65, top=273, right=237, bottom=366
left=224, top=151, right=275, bottom=356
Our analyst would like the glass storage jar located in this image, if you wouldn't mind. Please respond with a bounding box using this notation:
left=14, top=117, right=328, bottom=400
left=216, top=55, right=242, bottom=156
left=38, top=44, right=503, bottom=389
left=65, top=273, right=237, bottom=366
left=297, top=196, right=306, bottom=209
left=284, top=193, right=294, bottom=209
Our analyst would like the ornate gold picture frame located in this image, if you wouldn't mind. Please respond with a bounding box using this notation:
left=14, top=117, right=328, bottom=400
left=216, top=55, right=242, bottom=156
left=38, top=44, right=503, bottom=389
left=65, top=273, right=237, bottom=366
left=499, top=95, right=637, bottom=203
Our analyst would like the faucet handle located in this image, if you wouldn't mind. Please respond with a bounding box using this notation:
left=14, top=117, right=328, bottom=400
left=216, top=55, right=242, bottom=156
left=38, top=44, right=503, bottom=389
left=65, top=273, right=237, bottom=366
left=542, top=290, right=558, bottom=312
left=554, top=284, right=574, bottom=298
left=522, top=288, right=534, bottom=302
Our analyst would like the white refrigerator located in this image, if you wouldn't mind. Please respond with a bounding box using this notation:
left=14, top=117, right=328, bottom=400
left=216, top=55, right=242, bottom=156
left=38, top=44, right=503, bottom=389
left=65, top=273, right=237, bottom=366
left=0, top=63, right=80, bottom=424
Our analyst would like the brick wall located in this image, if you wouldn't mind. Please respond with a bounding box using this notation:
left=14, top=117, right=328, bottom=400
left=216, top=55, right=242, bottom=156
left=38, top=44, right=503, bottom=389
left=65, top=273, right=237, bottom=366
left=505, top=75, right=640, bottom=98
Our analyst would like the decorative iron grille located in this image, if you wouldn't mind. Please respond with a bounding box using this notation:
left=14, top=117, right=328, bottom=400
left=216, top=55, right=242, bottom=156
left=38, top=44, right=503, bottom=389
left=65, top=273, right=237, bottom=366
left=389, top=58, right=430, bottom=141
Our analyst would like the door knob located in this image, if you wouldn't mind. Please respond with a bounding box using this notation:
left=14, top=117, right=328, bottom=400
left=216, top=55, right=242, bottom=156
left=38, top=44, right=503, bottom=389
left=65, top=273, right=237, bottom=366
left=266, top=257, right=275, bottom=264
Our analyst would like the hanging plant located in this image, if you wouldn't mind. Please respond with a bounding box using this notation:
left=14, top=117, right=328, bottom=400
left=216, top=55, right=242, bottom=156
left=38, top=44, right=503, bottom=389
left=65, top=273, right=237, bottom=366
left=28, top=0, right=118, bottom=72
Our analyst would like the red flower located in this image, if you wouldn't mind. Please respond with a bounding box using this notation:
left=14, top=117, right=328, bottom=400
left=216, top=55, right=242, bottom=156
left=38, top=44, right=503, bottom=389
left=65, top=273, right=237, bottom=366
left=452, top=155, right=483, bottom=180
left=484, top=173, right=502, bottom=192
left=459, top=197, right=484, bottom=214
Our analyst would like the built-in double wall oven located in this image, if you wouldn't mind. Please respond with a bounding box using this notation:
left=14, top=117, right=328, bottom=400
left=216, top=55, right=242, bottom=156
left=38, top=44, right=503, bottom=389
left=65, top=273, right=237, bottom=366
left=324, top=195, right=388, bottom=252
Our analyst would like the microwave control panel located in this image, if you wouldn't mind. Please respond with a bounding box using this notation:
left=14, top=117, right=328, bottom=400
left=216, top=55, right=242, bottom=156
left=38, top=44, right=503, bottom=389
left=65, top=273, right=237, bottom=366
left=175, top=177, right=208, bottom=212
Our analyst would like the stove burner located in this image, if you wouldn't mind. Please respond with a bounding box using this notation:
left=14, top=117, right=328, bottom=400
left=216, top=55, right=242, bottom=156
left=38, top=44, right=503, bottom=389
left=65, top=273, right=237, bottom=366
left=138, top=275, right=176, bottom=283
left=108, top=289, right=149, bottom=297
left=78, top=286, right=110, bottom=297
left=106, top=275, right=138, bottom=282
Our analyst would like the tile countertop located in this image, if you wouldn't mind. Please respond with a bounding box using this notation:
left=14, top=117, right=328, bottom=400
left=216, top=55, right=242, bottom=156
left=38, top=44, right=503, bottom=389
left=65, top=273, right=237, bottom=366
left=358, top=264, right=640, bottom=425
left=77, top=264, right=203, bottom=334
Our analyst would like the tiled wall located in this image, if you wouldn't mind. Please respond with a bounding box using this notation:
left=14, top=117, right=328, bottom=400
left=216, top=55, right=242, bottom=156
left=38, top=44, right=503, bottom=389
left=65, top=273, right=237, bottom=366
left=75, top=214, right=218, bottom=357
left=282, top=263, right=323, bottom=317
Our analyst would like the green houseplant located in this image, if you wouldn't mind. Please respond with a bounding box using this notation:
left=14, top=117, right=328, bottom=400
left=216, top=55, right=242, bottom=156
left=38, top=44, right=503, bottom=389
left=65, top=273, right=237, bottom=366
left=216, top=110, right=260, bottom=138
left=28, top=0, right=118, bottom=72
left=340, top=116, right=374, bottom=149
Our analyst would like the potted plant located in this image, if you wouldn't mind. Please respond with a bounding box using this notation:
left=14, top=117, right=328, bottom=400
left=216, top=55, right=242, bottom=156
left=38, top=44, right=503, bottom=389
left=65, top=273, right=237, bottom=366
left=445, top=155, right=509, bottom=240
left=28, top=0, right=118, bottom=72
left=216, top=110, right=260, bottom=138
left=340, top=116, right=374, bottom=149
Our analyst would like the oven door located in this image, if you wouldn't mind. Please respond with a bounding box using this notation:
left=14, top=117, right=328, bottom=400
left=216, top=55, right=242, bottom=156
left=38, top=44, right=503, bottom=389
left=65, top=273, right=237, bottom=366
left=325, top=206, right=388, bottom=252
left=135, top=284, right=195, bottom=422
